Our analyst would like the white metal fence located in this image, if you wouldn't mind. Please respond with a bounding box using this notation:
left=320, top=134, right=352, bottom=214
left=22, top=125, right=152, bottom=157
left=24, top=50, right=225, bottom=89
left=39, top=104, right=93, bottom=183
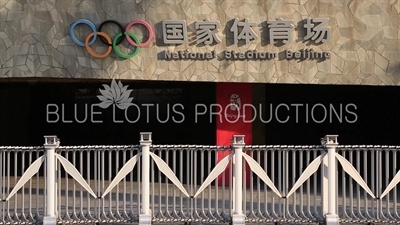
left=1, top=133, right=400, bottom=225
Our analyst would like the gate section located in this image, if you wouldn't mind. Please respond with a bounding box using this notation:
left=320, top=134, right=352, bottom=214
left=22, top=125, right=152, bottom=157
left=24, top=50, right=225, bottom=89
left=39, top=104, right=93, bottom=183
left=55, top=145, right=141, bottom=224
left=150, top=145, right=232, bottom=223
left=337, top=145, right=400, bottom=224
left=0, top=146, right=45, bottom=225
left=243, top=145, right=325, bottom=224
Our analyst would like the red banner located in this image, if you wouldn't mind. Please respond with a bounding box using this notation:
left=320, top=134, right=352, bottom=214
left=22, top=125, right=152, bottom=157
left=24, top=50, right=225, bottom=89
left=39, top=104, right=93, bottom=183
left=216, top=82, right=252, bottom=186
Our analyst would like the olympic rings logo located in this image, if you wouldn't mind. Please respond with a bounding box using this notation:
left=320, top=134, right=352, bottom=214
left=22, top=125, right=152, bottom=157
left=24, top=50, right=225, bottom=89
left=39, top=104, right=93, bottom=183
left=69, top=19, right=154, bottom=59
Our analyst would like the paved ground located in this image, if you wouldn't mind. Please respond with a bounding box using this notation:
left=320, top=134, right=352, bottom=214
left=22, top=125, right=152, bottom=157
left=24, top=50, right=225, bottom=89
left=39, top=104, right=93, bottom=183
left=0, top=177, right=394, bottom=224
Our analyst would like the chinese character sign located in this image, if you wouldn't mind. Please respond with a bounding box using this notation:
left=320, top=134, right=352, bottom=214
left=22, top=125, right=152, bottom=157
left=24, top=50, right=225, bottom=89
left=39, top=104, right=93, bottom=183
left=195, top=19, right=221, bottom=45
left=162, top=20, right=187, bottom=44
left=303, top=18, right=331, bottom=44
left=230, top=18, right=258, bottom=44
left=267, top=18, right=294, bottom=44
left=161, top=18, right=331, bottom=46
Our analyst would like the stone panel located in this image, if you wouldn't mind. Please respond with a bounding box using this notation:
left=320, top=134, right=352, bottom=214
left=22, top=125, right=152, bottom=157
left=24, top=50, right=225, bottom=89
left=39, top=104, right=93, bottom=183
left=0, top=0, right=399, bottom=85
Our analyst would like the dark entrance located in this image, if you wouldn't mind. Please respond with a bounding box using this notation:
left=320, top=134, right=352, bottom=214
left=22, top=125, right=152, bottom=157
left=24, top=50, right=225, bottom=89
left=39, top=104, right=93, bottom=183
left=1, top=80, right=400, bottom=184
left=0, top=80, right=216, bottom=146
left=0, top=80, right=399, bottom=146
left=265, top=83, right=400, bottom=145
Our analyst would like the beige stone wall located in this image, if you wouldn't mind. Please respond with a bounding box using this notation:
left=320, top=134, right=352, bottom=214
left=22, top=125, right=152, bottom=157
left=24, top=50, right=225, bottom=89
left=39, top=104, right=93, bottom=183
left=0, top=0, right=400, bottom=84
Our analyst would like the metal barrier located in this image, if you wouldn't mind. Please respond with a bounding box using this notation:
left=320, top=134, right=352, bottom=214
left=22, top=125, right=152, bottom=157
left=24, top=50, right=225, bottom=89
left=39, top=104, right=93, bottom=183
left=0, top=146, right=45, bottom=225
left=243, top=145, right=325, bottom=224
left=2, top=134, right=400, bottom=225
left=55, top=145, right=141, bottom=224
left=150, top=145, right=232, bottom=223
left=337, top=146, right=400, bottom=224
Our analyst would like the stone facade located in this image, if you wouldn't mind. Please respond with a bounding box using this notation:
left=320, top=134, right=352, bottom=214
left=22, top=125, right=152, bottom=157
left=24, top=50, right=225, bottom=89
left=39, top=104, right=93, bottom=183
left=0, top=0, right=400, bottom=85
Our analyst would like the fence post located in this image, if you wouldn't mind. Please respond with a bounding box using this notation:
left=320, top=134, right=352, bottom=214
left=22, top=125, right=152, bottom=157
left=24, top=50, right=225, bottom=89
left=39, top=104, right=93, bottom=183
left=139, top=132, right=152, bottom=225
left=43, top=135, right=60, bottom=225
left=322, top=154, right=328, bottom=215
left=232, top=135, right=245, bottom=225
left=322, top=152, right=338, bottom=216
left=322, top=135, right=339, bottom=225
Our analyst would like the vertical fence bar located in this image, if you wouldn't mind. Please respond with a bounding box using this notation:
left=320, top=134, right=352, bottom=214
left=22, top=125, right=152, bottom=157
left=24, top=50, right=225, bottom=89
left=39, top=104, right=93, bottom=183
left=179, top=149, right=183, bottom=217
left=101, top=150, right=104, bottom=220
left=115, top=150, right=119, bottom=217
left=108, top=151, right=112, bottom=219
left=172, top=149, right=177, bottom=217
left=37, top=151, right=41, bottom=218
left=284, top=150, right=288, bottom=219
left=80, top=151, right=84, bottom=219
left=322, top=135, right=339, bottom=225
left=63, top=151, right=68, bottom=220
left=377, top=149, right=381, bottom=220
left=6, top=151, right=9, bottom=219
left=214, top=150, right=219, bottom=218
left=393, top=151, right=398, bottom=219
left=30, top=151, right=35, bottom=220
left=43, top=136, right=60, bottom=225
left=13, top=151, right=17, bottom=219
left=229, top=159, right=233, bottom=220
left=21, top=151, right=25, bottom=221
left=193, top=148, right=197, bottom=218
left=86, top=150, right=91, bottom=218
left=263, top=150, right=269, bottom=219
left=348, top=150, right=354, bottom=219
left=207, top=150, right=212, bottom=218
left=312, top=150, right=319, bottom=219
left=122, top=149, right=127, bottom=218
left=385, top=150, right=391, bottom=220
left=357, top=150, right=362, bottom=218
left=371, top=150, right=375, bottom=219
left=278, top=150, right=282, bottom=218
left=94, top=150, right=98, bottom=219
left=0, top=149, right=2, bottom=220
left=139, top=132, right=152, bottom=225
left=306, top=150, right=311, bottom=218
left=231, top=135, right=245, bottom=225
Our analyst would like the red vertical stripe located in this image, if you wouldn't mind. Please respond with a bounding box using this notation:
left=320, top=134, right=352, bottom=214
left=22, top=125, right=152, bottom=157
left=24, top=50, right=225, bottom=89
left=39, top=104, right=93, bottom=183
left=216, top=82, right=252, bottom=186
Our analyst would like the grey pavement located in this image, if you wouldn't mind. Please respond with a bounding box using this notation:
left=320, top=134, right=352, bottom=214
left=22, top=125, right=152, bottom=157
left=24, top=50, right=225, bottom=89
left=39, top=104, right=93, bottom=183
left=0, top=177, right=393, bottom=225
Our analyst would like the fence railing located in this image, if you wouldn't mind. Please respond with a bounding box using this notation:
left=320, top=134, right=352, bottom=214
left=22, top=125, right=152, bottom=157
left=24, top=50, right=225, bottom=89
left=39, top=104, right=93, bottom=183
left=1, top=133, right=400, bottom=225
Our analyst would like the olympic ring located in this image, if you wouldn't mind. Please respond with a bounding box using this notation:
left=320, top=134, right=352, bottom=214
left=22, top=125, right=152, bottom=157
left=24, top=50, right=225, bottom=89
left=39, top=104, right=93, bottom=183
left=85, top=32, right=112, bottom=59
left=125, top=20, right=154, bottom=47
left=70, top=19, right=97, bottom=47
left=98, top=20, right=125, bottom=46
left=69, top=19, right=153, bottom=59
left=113, top=32, right=140, bottom=59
